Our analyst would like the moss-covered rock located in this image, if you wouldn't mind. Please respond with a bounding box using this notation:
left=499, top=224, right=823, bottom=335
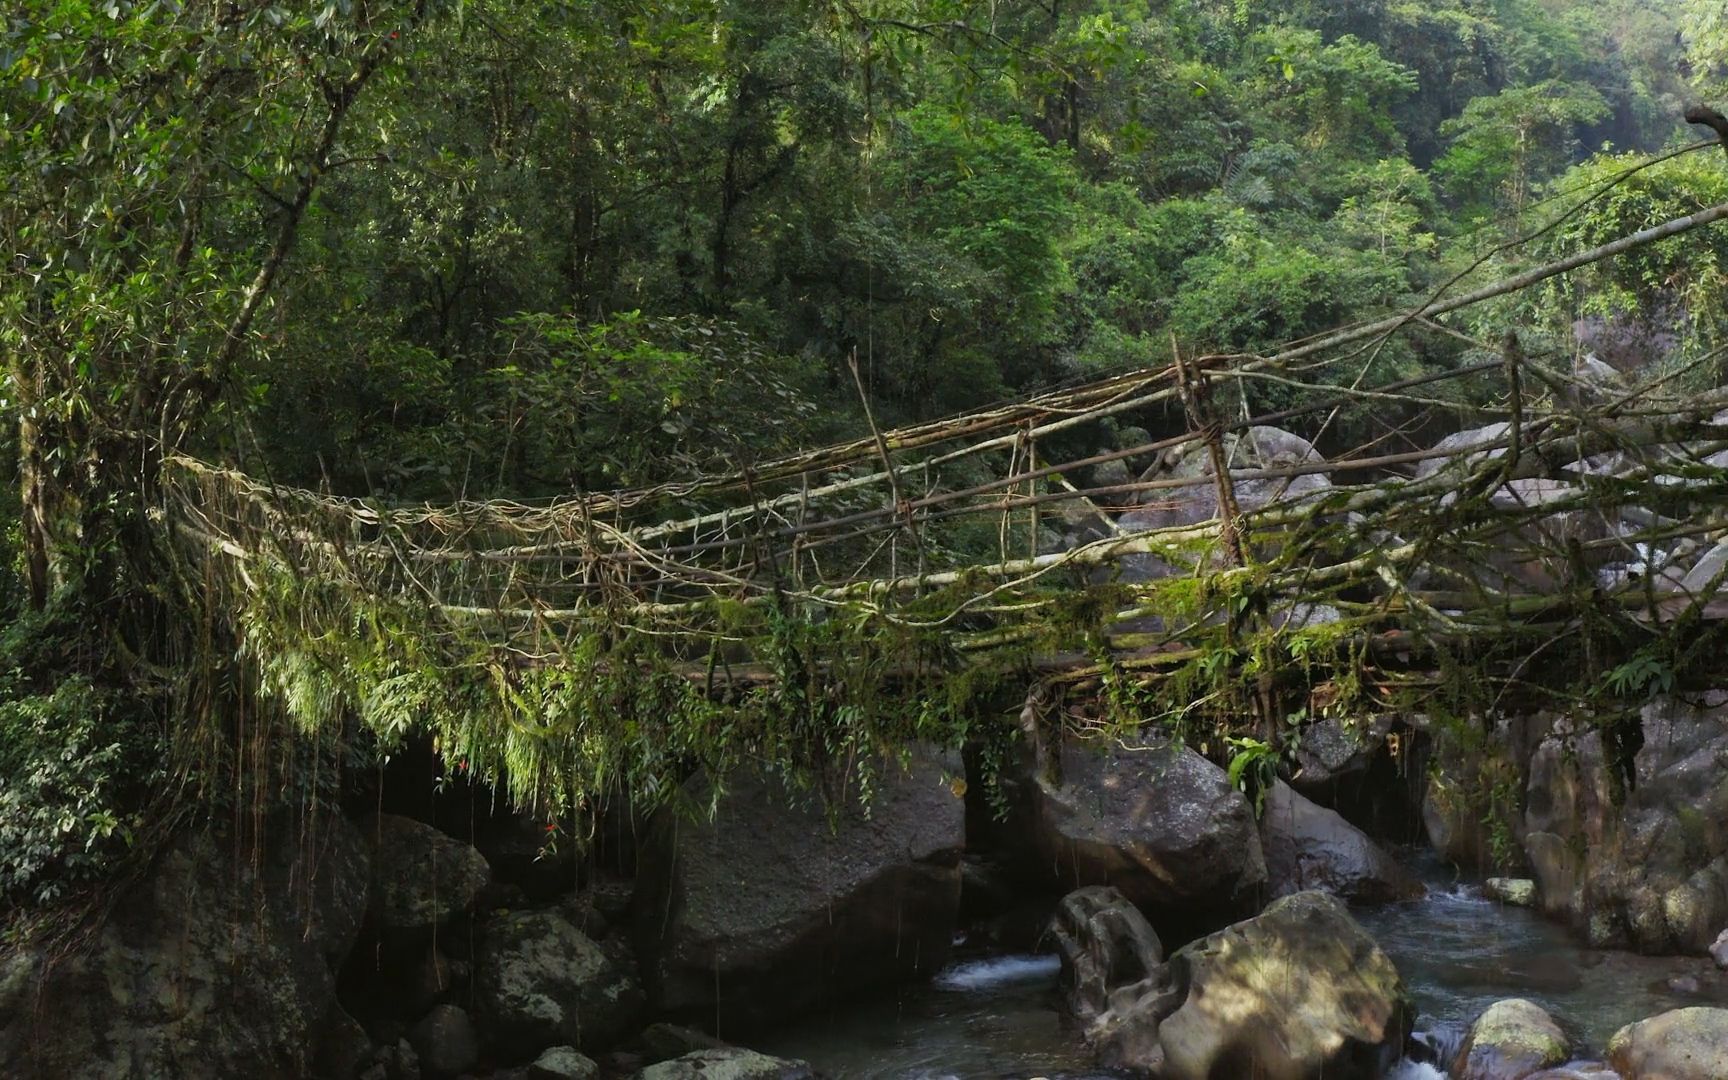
left=0, top=821, right=369, bottom=1078
left=1453, top=998, right=1568, bottom=1080
left=1075, top=890, right=1410, bottom=1080
left=1485, top=878, right=1538, bottom=907
left=475, top=910, right=643, bottom=1057
left=632, top=1048, right=816, bottom=1080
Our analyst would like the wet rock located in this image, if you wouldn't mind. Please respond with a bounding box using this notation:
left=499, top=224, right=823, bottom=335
left=1045, top=886, right=1175, bottom=1069
left=1607, top=1006, right=1728, bottom=1079
left=1022, top=732, right=1266, bottom=918
left=1452, top=998, right=1569, bottom=1080
left=529, top=1045, right=601, bottom=1080
left=408, top=1004, right=479, bottom=1078
left=1486, top=878, right=1538, bottom=908
left=362, top=814, right=492, bottom=938
left=1523, top=698, right=1728, bottom=953
left=1711, top=928, right=1728, bottom=969
left=634, top=747, right=963, bottom=1031
left=1257, top=781, right=1423, bottom=903
left=633, top=1048, right=817, bottom=1080
left=1141, top=891, right=1410, bottom=1079
left=0, top=820, right=369, bottom=1078
left=1666, top=974, right=1703, bottom=995
left=475, top=910, right=644, bottom=1056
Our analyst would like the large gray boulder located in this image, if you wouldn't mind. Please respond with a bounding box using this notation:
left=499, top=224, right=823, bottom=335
left=475, top=910, right=643, bottom=1056
left=1257, top=782, right=1423, bottom=903
left=633, top=1048, right=816, bottom=1080
left=1522, top=696, right=1728, bottom=952
left=634, top=748, right=965, bottom=1031
left=1453, top=998, right=1569, bottom=1080
left=1023, top=733, right=1266, bottom=917
left=1118, top=426, right=1332, bottom=583
left=1606, top=1007, right=1728, bottom=1079
left=1067, top=890, right=1410, bottom=1079
left=361, top=813, right=492, bottom=938
left=0, top=820, right=369, bottom=1078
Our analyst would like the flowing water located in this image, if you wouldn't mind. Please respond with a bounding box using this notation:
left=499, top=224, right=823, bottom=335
left=764, top=854, right=1728, bottom=1078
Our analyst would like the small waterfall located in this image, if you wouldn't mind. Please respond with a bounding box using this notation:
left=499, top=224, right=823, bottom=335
left=931, top=954, right=1063, bottom=992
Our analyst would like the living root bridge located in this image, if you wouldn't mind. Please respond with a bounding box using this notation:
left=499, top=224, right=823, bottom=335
left=160, top=178, right=1728, bottom=815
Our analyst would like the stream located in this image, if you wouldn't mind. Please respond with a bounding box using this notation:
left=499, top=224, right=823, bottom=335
left=763, top=853, right=1728, bottom=1078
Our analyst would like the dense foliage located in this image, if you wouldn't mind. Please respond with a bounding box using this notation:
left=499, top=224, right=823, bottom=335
left=3, top=0, right=1727, bottom=911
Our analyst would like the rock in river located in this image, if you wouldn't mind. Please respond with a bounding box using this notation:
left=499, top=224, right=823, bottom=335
left=1452, top=998, right=1569, bottom=1080
left=1146, top=891, right=1409, bottom=1079
left=1049, top=889, right=1409, bottom=1080
left=1606, top=1006, right=1728, bottom=1079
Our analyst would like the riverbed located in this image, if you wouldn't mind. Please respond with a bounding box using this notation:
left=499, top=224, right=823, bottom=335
left=763, top=854, right=1728, bottom=1078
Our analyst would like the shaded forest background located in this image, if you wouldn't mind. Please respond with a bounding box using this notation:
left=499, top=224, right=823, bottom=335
left=7, top=0, right=1728, bottom=913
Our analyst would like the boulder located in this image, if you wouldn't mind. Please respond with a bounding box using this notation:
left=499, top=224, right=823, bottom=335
left=1257, top=781, right=1423, bottom=903
left=1045, top=886, right=1177, bottom=1070
left=475, top=910, right=643, bottom=1056
left=529, top=1045, right=601, bottom=1080
left=633, top=1048, right=816, bottom=1080
left=1022, top=733, right=1266, bottom=918
left=1290, top=715, right=1395, bottom=790
left=362, top=813, right=492, bottom=938
left=0, top=820, right=369, bottom=1078
left=633, top=747, right=964, bottom=1031
left=1452, top=998, right=1569, bottom=1080
left=1047, top=886, right=1164, bottom=1020
left=1415, top=423, right=1513, bottom=482
left=1120, top=891, right=1409, bottom=1079
left=1606, top=1007, right=1728, bottom=1079
left=408, top=1004, right=479, bottom=1078
left=1711, top=929, right=1728, bottom=970
left=1522, top=697, right=1728, bottom=952
left=1118, top=426, right=1332, bottom=583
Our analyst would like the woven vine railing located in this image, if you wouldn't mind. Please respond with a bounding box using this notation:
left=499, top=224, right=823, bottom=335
left=158, top=183, right=1728, bottom=816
